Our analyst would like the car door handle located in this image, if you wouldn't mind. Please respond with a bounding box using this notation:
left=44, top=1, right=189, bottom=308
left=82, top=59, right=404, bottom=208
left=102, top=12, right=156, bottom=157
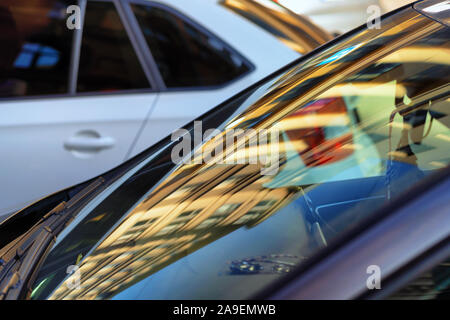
left=64, top=133, right=115, bottom=152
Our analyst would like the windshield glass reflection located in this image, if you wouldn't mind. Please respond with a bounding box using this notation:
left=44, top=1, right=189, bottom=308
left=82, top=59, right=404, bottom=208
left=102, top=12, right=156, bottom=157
left=31, top=9, right=449, bottom=300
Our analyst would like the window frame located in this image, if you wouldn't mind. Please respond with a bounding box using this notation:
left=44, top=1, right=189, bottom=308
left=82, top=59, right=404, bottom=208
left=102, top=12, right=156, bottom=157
left=122, top=0, right=255, bottom=92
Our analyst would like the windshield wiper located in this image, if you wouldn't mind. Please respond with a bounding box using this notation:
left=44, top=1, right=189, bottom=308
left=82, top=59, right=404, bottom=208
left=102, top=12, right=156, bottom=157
left=0, top=177, right=104, bottom=300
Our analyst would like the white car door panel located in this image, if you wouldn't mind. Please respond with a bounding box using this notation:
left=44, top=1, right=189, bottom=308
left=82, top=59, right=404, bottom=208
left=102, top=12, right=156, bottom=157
left=0, top=94, right=157, bottom=215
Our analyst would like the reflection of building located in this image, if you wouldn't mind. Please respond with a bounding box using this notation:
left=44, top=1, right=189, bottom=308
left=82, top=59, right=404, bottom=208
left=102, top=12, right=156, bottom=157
left=50, top=161, right=297, bottom=299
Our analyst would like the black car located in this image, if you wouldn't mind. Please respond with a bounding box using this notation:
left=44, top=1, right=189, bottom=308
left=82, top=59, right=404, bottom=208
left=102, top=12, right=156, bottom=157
left=0, top=0, right=449, bottom=300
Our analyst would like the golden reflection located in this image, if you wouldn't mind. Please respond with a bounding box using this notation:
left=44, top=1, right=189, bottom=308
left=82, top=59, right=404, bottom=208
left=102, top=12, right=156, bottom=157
left=224, top=14, right=441, bottom=139
left=51, top=162, right=297, bottom=299
left=379, top=46, right=450, bottom=65
left=48, top=10, right=448, bottom=300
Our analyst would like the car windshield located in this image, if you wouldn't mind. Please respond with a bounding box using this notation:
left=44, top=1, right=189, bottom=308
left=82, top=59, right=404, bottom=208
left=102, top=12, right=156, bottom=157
left=29, top=7, right=449, bottom=300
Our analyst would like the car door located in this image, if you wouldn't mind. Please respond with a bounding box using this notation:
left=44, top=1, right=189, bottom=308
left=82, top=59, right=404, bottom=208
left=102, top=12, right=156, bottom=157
left=0, top=0, right=157, bottom=216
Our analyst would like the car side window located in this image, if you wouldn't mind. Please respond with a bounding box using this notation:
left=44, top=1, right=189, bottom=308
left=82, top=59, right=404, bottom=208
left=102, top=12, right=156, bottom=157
left=389, top=256, right=450, bottom=300
left=0, top=0, right=74, bottom=98
left=77, top=1, right=151, bottom=93
left=130, top=2, right=251, bottom=88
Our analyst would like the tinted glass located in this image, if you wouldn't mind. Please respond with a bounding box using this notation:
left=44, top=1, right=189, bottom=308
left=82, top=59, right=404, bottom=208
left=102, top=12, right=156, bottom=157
left=389, top=256, right=450, bottom=300
left=131, top=3, right=251, bottom=88
left=29, top=10, right=450, bottom=300
left=0, top=0, right=74, bottom=97
left=77, top=1, right=150, bottom=92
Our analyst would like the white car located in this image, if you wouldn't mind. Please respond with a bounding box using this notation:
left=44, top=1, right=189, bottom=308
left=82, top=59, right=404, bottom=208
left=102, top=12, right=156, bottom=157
left=277, top=0, right=415, bottom=35
left=0, top=0, right=331, bottom=218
